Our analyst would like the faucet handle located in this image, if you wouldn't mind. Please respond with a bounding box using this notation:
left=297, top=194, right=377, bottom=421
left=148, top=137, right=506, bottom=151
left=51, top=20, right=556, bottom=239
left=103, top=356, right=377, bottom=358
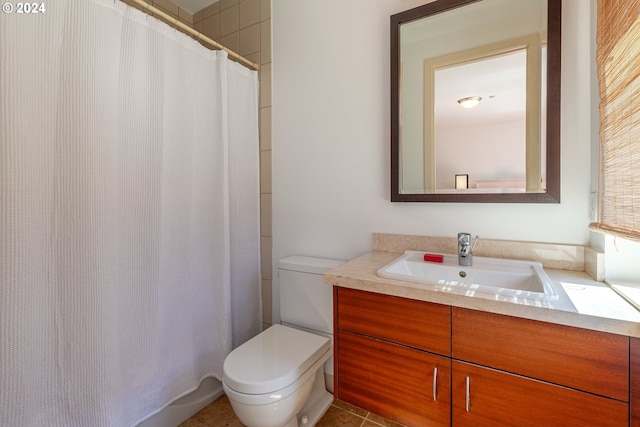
left=470, top=235, right=480, bottom=253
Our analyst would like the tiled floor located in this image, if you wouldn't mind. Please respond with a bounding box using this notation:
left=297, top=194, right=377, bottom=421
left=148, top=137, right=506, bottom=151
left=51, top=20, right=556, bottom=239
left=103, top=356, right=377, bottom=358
left=179, top=394, right=406, bottom=427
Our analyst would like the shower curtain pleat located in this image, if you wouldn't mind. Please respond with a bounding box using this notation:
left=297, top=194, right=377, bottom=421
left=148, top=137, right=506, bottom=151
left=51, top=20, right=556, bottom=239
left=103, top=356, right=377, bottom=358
left=0, top=1, right=261, bottom=426
left=227, top=61, right=262, bottom=349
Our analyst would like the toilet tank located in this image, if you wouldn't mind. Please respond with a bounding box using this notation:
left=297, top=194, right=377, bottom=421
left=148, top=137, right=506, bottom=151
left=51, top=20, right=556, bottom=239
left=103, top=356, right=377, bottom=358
left=278, top=256, right=344, bottom=335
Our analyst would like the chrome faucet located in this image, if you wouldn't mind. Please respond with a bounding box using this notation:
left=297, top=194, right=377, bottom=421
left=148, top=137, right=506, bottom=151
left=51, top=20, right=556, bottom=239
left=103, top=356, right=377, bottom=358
left=458, top=233, right=479, bottom=266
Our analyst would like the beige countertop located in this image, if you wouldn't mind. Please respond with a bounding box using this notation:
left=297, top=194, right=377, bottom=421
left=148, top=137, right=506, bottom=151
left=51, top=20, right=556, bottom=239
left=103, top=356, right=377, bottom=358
left=324, top=250, right=640, bottom=338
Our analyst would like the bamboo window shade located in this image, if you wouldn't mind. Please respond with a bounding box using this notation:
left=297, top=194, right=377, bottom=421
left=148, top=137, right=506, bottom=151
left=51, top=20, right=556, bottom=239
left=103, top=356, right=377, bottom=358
left=590, top=0, right=640, bottom=242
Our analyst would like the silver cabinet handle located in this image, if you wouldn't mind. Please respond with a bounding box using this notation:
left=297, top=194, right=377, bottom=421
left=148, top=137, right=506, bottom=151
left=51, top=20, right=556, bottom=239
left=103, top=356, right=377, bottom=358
left=432, top=367, right=438, bottom=401
left=465, top=376, right=470, bottom=412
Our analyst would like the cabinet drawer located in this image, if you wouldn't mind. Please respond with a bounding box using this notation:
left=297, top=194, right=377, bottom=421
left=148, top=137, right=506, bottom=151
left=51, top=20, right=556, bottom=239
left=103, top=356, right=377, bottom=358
left=452, top=361, right=629, bottom=427
left=337, top=330, right=451, bottom=427
left=336, top=287, right=450, bottom=355
left=452, top=307, right=629, bottom=401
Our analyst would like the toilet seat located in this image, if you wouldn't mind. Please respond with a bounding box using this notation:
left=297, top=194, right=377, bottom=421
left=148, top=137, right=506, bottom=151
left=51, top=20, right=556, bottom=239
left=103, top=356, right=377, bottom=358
left=223, top=324, right=331, bottom=395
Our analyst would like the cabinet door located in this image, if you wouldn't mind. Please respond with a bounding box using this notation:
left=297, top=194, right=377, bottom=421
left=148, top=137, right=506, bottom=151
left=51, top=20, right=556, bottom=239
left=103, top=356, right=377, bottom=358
left=337, top=330, right=450, bottom=427
left=452, top=361, right=629, bottom=427
left=335, top=287, right=451, bottom=355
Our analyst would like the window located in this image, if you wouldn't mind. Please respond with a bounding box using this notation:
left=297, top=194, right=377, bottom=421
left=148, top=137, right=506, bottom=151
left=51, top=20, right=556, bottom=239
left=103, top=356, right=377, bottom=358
left=590, top=0, right=640, bottom=243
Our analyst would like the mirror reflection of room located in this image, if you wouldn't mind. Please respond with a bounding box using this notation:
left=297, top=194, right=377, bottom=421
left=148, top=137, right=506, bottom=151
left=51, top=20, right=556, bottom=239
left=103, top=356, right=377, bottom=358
left=398, top=0, right=548, bottom=195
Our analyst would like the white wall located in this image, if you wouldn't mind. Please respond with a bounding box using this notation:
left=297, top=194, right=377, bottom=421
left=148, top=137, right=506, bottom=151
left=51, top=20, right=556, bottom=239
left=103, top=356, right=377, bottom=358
left=436, top=119, right=525, bottom=189
left=272, top=0, right=594, bottom=321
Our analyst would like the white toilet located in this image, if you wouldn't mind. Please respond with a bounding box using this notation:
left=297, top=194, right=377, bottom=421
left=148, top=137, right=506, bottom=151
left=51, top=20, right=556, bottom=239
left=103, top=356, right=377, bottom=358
left=222, top=256, right=344, bottom=427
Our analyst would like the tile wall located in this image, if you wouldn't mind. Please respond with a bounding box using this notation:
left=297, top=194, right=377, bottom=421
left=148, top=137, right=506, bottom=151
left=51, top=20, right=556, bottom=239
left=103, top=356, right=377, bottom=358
left=120, top=0, right=196, bottom=26
left=120, top=0, right=273, bottom=328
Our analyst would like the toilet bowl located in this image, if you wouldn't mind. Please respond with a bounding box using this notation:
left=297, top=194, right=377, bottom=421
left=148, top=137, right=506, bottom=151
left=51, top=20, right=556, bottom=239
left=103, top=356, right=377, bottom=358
left=222, top=324, right=333, bottom=427
left=222, top=256, right=344, bottom=427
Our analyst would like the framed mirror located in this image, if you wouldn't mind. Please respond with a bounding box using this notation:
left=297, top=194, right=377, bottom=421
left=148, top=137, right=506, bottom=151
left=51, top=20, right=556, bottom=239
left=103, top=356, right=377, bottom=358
left=391, top=0, right=561, bottom=202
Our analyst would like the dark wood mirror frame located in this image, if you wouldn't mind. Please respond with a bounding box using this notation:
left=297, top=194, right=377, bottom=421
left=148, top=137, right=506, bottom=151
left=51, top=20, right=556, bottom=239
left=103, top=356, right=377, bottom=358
left=390, top=0, right=561, bottom=203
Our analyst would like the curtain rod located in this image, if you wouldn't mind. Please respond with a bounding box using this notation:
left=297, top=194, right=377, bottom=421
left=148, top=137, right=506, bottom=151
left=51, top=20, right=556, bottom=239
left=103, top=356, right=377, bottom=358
left=126, top=0, right=260, bottom=71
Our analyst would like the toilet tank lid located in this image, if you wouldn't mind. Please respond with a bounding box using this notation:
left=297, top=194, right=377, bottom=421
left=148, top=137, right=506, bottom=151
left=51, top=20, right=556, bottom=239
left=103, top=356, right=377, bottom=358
left=279, top=256, right=344, bottom=274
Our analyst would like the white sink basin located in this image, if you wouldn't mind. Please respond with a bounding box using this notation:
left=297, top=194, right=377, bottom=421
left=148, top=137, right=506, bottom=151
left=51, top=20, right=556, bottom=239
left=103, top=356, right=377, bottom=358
left=377, top=251, right=558, bottom=301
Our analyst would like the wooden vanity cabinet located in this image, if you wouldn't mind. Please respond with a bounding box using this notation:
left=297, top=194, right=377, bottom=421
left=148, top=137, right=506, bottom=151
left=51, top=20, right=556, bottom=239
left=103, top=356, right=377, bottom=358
left=334, top=287, right=633, bottom=426
left=452, top=307, right=630, bottom=427
left=334, top=287, right=451, bottom=427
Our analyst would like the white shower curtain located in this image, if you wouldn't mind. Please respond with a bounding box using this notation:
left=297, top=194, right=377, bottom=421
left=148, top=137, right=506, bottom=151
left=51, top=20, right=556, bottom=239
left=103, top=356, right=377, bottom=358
left=0, top=1, right=261, bottom=426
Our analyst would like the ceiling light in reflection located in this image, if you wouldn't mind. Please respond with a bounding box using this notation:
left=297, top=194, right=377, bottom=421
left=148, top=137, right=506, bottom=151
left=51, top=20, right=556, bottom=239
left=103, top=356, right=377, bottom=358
left=457, top=96, right=482, bottom=108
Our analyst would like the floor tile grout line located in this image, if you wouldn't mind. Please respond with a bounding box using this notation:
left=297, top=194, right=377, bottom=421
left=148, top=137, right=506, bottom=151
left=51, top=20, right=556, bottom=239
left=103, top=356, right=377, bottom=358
left=363, top=413, right=388, bottom=427
left=329, top=403, right=370, bottom=425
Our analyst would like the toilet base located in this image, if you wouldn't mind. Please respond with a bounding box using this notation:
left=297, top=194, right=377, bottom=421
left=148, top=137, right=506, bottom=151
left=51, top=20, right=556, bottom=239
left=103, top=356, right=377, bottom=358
left=224, top=364, right=333, bottom=427
left=294, top=366, right=333, bottom=427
